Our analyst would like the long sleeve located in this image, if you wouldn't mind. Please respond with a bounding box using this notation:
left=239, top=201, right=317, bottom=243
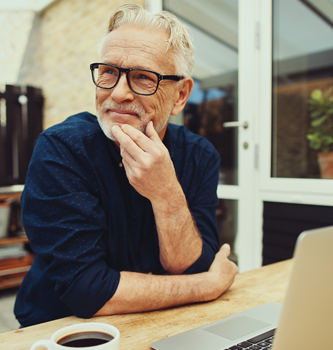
left=21, top=132, right=120, bottom=318
left=167, top=124, right=220, bottom=274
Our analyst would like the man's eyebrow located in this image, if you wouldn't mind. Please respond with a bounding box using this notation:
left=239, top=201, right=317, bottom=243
left=101, top=61, right=155, bottom=71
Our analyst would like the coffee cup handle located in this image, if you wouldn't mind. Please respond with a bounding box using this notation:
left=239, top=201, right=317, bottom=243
left=30, top=339, right=53, bottom=349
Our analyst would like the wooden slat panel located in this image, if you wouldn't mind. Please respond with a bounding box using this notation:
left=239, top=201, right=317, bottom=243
left=0, top=92, right=6, bottom=184
left=0, top=237, right=29, bottom=247
left=262, top=201, right=333, bottom=265
left=0, top=265, right=31, bottom=277
left=2, top=85, right=22, bottom=185
left=0, top=254, right=33, bottom=270
left=0, top=85, right=43, bottom=186
left=0, top=272, right=28, bottom=290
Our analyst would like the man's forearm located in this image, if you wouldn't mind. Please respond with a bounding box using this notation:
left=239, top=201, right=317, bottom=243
left=94, top=271, right=210, bottom=316
left=152, top=183, right=203, bottom=274
left=94, top=244, right=237, bottom=317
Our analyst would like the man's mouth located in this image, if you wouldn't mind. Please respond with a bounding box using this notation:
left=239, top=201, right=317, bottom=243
left=100, top=101, right=146, bottom=121
left=107, top=108, right=137, bottom=116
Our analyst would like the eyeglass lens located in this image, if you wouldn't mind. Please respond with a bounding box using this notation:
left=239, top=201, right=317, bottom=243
left=93, top=65, right=158, bottom=95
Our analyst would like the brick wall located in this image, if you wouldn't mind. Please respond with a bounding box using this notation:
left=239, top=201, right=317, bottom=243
left=0, top=11, right=35, bottom=86
left=17, top=0, right=145, bottom=130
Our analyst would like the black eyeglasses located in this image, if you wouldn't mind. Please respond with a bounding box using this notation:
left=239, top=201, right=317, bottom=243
left=90, top=63, right=184, bottom=96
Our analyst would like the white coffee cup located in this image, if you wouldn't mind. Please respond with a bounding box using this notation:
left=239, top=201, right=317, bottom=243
left=30, top=322, right=120, bottom=349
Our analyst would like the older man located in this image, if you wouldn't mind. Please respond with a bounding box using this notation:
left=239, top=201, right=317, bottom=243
left=15, top=4, right=237, bottom=327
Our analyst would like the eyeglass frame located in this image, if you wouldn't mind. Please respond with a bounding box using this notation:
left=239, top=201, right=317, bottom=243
left=90, top=63, right=184, bottom=96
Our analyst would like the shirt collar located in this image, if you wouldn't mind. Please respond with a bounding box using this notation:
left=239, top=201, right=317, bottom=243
left=163, top=125, right=174, bottom=161
left=107, top=138, right=122, bottom=163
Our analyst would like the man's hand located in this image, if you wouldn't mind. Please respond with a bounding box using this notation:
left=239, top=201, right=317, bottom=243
left=111, top=121, right=203, bottom=274
left=205, top=243, right=238, bottom=301
left=111, top=122, right=180, bottom=205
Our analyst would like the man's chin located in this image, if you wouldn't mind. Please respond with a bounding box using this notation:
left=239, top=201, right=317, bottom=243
left=102, top=126, right=118, bottom=142
left=96, top=112, right=152, bottom=140
left=96, top=114, right=117, bottom=141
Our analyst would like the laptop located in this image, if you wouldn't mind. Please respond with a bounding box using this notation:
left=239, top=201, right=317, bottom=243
left=151, top=225, right=333, bottom=350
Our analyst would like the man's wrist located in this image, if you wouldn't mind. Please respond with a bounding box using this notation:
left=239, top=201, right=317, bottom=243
left=151, top=182, right=187, bottom=215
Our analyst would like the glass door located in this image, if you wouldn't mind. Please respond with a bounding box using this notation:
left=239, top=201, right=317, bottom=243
left=153, top=0, right=333, bottom=271
left=162, top=0, right=259, bottom=271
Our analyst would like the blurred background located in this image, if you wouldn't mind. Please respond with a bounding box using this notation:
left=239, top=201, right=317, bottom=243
left=1, top=0, right=333, bottom=333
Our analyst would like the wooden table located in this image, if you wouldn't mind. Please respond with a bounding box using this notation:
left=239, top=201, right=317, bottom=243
left=0, top=259, right=291, bottom=350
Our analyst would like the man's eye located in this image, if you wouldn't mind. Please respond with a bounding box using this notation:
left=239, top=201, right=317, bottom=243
left=106, top=69, right=117, bottom=76
left=138, top=74, right=149, bottom=80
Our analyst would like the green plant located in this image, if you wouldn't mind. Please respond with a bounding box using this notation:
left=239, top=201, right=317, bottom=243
left=306, top=88, right=333, bottom=153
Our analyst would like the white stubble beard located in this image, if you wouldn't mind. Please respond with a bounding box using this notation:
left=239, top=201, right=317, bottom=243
left=96, top=97, right=175, bottom=141
left=96, top=100, right=146, bottom=141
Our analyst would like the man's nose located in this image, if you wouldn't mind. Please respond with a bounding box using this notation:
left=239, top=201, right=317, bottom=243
left=111, top=73, right=134, bottom=103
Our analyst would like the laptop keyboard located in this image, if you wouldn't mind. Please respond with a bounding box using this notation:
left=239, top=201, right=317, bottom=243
left=225, top=328, right=276, bottom=350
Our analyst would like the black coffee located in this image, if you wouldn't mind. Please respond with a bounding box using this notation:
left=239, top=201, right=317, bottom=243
left=57, top=331, right=114, bottom=348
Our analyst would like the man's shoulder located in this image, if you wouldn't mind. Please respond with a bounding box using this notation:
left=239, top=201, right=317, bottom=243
left=42, top=112, right=102, bottom=146
left=168, top=123, right=218, bottom=155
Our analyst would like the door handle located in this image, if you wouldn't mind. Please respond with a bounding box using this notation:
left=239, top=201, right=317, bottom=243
left=223, top=121, right=249, bottom=129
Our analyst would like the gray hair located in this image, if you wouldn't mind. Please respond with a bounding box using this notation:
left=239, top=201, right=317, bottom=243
left=98, top=4, right=194, bottom=77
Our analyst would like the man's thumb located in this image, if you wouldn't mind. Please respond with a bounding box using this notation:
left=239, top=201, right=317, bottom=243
left=220, top=243, right=231, bottom=256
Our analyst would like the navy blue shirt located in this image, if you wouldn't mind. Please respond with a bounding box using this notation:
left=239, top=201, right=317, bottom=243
left=14, top=112, right=220, bottom=327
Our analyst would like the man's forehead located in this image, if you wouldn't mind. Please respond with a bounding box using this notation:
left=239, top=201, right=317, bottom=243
left=100, top=25, right=173, bottom=69
left=104, top=25, right=169, bottom=52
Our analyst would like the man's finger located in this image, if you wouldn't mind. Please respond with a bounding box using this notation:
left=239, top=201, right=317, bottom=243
left=120, top=124, right=154, bottom=152
left=145, top=121, right=161, bottom=143
left=120, top=145, right=134, bottom=163
left=219, top=243, right=231, bottom=257
left=112, top=125, right=144, bottom=160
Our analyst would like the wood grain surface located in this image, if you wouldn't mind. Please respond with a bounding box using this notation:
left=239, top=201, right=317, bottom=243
left=0, top=259, right=291, bottom=350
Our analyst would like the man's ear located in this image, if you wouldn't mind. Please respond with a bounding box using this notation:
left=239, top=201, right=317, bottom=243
left=171, top=78, right=194, bottom=116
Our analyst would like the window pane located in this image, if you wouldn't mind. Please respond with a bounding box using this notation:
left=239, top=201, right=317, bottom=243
left=272, top=0, right=333, bottom=179
left=164, top=0, right=239, bottom=185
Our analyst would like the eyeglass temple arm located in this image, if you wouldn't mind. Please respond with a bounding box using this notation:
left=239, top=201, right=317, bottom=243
left=161, top=75, right=184, bottom=81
